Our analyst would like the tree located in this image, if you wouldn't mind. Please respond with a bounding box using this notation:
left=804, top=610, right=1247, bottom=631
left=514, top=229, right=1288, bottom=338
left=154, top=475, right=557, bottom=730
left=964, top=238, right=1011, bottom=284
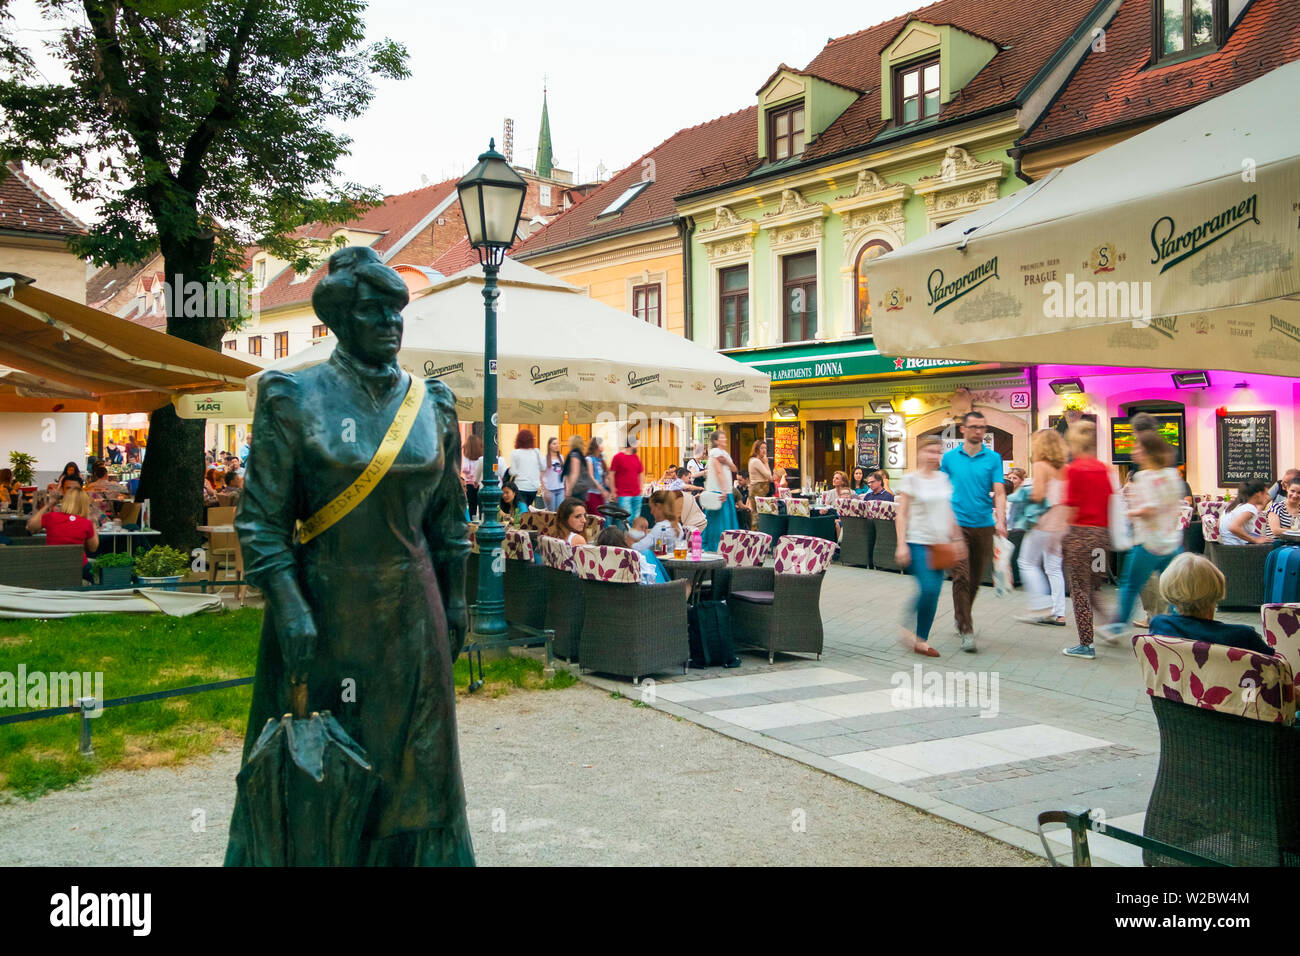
left=0, top=0, right=408, bottom=547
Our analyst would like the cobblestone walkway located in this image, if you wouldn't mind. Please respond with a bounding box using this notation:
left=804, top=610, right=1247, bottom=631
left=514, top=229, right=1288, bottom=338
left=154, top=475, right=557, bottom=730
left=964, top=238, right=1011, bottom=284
left=579, top=561, right=1258, bottom=865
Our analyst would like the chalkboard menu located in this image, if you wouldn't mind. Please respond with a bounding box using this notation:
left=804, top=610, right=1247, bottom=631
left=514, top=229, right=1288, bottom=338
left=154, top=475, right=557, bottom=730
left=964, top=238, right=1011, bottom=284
left=1216, top=410, right=1276, bottom=486
left=856, top=420, right=882, bottom=470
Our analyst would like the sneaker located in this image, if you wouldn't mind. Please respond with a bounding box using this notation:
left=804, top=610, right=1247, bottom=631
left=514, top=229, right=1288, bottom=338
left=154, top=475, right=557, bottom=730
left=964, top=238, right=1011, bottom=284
left=1097, top=622, right=1125, bottom=646
left=1062, top=643, right=1095, bottom=660
left=960, top=633, right=977, bottom=653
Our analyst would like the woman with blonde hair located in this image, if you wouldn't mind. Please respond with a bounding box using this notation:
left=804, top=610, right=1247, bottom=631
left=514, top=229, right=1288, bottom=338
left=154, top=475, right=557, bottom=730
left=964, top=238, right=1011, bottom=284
left=1060, top=421, right=1114, bottom=659
left=27, top=487, right=100, bottom=582
left=633, top=489, right=683, bottom=554
left=1015, top=428, right=1069, bottom=627
left=1149, top=553, right=1271, bottom=654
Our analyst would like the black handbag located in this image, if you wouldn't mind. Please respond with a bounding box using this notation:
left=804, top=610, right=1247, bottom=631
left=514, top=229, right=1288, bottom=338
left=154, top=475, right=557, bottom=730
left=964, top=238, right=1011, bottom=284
left=688, top=598, right=738, bottom=667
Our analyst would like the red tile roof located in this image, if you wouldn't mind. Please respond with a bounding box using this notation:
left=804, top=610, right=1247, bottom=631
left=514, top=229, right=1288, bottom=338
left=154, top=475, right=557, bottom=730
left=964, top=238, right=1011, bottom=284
left=1018, top=0, right=1300, bottom=149
left=87, top=258, right=156, bottom=307
left=0, top=163, right=87, bottom=239
left=511, top=106, right=758, bottom=258
left=678, top=0, right=1106, bottom=198
left=430, top=236, right=481, bottom=276
left=254, top=177, right=459, bottom=311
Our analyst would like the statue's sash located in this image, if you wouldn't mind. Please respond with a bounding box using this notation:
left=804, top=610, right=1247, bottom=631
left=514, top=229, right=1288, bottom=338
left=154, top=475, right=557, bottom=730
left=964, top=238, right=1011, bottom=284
left=297, top=374, right=424, bottom=545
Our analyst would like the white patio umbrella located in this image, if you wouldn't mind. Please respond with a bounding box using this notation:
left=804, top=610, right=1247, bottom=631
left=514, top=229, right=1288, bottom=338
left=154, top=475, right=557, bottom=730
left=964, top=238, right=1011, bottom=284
left=868, top=60, right=1300, bottom=376
left=251, top=258, right=771, bottom=422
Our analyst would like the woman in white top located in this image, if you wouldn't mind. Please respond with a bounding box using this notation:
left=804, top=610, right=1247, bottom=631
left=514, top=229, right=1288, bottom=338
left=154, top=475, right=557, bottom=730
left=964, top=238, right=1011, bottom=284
left=461, top=433, right=483, bottom=520
left=894, top=435, right=964, bottom=657
left=1099, top=429, right=1187, bottom=642
left=507, top=429, right=546, bottom=508
left=684, top=443, right=706, bottom=485
left=702, top=431, right=738, bottom=551
left=1016, top=429, right=1069, bottom=627
left=633, top=490, right=684, bottom=553
left=1220, top=479, right=1271, bottom=546
left=542, top=437, right=566, bottom=511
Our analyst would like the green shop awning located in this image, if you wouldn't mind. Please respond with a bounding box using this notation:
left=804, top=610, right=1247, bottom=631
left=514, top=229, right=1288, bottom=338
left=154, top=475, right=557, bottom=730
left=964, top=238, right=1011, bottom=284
left=723, top=340, right=981, bottom=386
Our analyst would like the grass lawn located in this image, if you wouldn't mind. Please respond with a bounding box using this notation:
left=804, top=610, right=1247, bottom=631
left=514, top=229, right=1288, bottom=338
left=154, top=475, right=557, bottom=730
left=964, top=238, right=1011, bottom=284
left=0, top=608, right=573, bottom=798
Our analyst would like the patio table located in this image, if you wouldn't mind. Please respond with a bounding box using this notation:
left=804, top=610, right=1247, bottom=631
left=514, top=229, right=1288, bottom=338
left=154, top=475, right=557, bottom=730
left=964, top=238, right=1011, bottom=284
left=657, top=551, right=724, bottom=605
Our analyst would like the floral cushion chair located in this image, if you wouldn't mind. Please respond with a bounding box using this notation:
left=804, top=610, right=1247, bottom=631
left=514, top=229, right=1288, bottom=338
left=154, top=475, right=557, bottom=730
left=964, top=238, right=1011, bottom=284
left=540, top=536, right=581, bottom=661
left=502, top=528, right=545, bottom=630
left=1132, top=631, right=1300, bottom=865
left=729, top=534, right=834, bottom=664
left=572, top=545, right=688, bottom=682
left=1202, top=513, right=1273, bottom=608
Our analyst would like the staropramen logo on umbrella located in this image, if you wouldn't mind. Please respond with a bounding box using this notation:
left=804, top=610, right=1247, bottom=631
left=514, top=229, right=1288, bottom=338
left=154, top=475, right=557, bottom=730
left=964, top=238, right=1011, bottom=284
left=926, top=256, right=999, bottom=313
left=1149, top=193, right=1259, bottom=273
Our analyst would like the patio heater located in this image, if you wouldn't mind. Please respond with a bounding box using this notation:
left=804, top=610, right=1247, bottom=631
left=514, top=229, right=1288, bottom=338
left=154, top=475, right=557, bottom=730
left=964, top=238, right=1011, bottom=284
left=456, top=140, right=527, bottom=637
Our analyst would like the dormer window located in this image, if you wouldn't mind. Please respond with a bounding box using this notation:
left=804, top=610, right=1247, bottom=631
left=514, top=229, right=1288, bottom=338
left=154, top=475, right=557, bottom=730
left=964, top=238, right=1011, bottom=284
left=768, top=102, right=805, bottom=161
left=1154, top=0, right=1224, bottom=62
left=254, top=258, right=267, bottom=289
left=896, top=58, right=940, bottom=125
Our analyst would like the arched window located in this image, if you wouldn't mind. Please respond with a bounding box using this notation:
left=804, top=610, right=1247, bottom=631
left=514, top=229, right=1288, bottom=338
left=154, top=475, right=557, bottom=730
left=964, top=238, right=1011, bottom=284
left=854, top=239, right=893, bottom=335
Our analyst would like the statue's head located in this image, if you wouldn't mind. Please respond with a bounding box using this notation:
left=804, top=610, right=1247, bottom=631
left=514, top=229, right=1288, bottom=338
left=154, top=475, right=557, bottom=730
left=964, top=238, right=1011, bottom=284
left=312, top=246, right=410, bottom=366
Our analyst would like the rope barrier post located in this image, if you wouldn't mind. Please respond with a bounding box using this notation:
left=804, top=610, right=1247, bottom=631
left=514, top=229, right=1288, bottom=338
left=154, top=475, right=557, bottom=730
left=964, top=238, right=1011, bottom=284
left=76, top=697, right=96, bottom=756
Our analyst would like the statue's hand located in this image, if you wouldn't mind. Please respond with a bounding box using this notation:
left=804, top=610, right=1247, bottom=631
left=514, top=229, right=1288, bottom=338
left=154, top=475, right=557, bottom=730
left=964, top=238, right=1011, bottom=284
left=446, top=599, right=469, bottom=657
left=278, top=615, right=319, bottom=685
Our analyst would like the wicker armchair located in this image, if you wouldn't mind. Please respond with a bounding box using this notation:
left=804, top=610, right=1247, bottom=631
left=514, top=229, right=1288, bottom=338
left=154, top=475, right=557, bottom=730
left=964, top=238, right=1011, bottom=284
left=714, top=529, right=771, bottom=600
left=1202, top=513, right=1272, bottom=608
left=573, top=545, right=689, bottom=682
left=754, top=496, right=787, bottom=542
left=870, top=500, right=903, bottom=572
left=0, top=544, right=84, bottom=589
left=502, top=528, right=546, bottom=632
left=729, top=534, right=836, bottom=664
left=836, top=496, right=874, bottom=568
left=1133, top=632, right=1300, bottom=865
left=540, top=536, right=583, bottom=661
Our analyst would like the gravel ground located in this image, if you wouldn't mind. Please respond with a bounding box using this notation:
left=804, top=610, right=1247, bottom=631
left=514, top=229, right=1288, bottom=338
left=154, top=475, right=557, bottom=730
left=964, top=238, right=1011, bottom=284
left=0, top=683, right=1039, bottom=866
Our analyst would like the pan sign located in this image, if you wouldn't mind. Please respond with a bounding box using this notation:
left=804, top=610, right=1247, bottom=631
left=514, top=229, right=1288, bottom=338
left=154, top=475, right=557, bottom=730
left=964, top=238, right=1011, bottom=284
left=173, top=392, right=252, bottom=421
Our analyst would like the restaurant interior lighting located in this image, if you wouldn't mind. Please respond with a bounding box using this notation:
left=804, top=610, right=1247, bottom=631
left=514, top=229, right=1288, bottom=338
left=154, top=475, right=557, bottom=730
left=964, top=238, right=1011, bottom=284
left=1172, top=371, right=1211, bottom=389
left=869, top=399, right=895, bottom=413
left=1049, top=377, right=1085, bottom=395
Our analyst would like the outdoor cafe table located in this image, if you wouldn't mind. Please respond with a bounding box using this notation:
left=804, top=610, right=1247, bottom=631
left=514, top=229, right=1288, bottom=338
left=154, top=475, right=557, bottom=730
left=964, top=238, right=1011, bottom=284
left=656, top=551, right=724, bottom=604
left=91, top=528, right=161, bottom=556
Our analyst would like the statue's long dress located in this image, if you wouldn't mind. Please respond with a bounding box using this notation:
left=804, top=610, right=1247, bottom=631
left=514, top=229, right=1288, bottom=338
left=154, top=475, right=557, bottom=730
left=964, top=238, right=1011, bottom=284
left=225, top=349, right=474, bottom=866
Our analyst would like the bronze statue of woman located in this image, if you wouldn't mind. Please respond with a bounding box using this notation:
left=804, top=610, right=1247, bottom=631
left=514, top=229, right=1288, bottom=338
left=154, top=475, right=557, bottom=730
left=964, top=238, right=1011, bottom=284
left=225, top=245, right=474, bottom=866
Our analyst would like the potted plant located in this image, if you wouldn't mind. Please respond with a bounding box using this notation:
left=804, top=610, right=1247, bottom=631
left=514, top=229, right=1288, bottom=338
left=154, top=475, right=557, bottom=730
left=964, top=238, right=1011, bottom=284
left=134, top=545, right=191, bottom=590
left=8, top=451, right=36, bottom=487
left=94, top=551, right=135, bottom=588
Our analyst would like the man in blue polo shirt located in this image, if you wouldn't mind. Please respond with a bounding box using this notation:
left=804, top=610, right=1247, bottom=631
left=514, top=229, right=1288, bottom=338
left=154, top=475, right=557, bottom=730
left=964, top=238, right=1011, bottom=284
left=940, top=411, right=1007, bottom=652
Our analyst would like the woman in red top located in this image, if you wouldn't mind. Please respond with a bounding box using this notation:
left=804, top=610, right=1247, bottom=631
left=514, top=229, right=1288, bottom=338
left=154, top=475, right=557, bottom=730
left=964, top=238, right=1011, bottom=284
left=1060, top=422, right=1113, bottom=659
left=27, top=488, right=100, bottom=582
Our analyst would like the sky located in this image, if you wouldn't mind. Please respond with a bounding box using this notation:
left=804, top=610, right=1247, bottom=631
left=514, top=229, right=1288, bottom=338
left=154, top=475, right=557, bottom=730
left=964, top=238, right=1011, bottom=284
left=9, top=0, right=924, bottom=220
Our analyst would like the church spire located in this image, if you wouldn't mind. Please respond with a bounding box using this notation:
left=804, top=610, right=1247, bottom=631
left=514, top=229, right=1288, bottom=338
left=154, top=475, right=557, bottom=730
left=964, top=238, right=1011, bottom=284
left=536, top=81, right=553, bottom=179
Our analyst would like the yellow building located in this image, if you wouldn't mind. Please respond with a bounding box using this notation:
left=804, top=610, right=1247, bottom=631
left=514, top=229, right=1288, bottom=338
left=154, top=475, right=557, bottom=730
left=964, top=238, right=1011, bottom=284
left=512, top=108, right=756, bottom=478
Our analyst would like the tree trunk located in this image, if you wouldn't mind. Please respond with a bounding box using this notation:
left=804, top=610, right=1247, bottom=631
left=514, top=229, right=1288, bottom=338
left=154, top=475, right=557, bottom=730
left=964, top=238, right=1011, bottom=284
left=135, top=245, right=226, bottom=551
left=135, top=403, right=206, bottom=552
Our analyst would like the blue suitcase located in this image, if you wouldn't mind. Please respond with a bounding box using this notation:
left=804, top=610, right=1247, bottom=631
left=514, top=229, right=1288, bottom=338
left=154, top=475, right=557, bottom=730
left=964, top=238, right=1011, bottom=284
left=1265, top=545, right=1300, bottom=604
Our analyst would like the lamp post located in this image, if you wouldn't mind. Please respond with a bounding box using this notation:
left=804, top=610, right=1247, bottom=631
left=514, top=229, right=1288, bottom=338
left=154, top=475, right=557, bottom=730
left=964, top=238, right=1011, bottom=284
left=456, top=139, right=527, bottom=638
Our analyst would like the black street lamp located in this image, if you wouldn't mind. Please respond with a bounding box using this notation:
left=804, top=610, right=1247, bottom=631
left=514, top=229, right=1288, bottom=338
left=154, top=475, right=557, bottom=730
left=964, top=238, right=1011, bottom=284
left=457, top=139, right=527, bottom=638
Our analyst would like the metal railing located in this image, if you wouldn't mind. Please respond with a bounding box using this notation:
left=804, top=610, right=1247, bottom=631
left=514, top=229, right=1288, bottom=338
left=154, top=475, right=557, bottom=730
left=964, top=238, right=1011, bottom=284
left=1037, top=806, right=1230, bottom=867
